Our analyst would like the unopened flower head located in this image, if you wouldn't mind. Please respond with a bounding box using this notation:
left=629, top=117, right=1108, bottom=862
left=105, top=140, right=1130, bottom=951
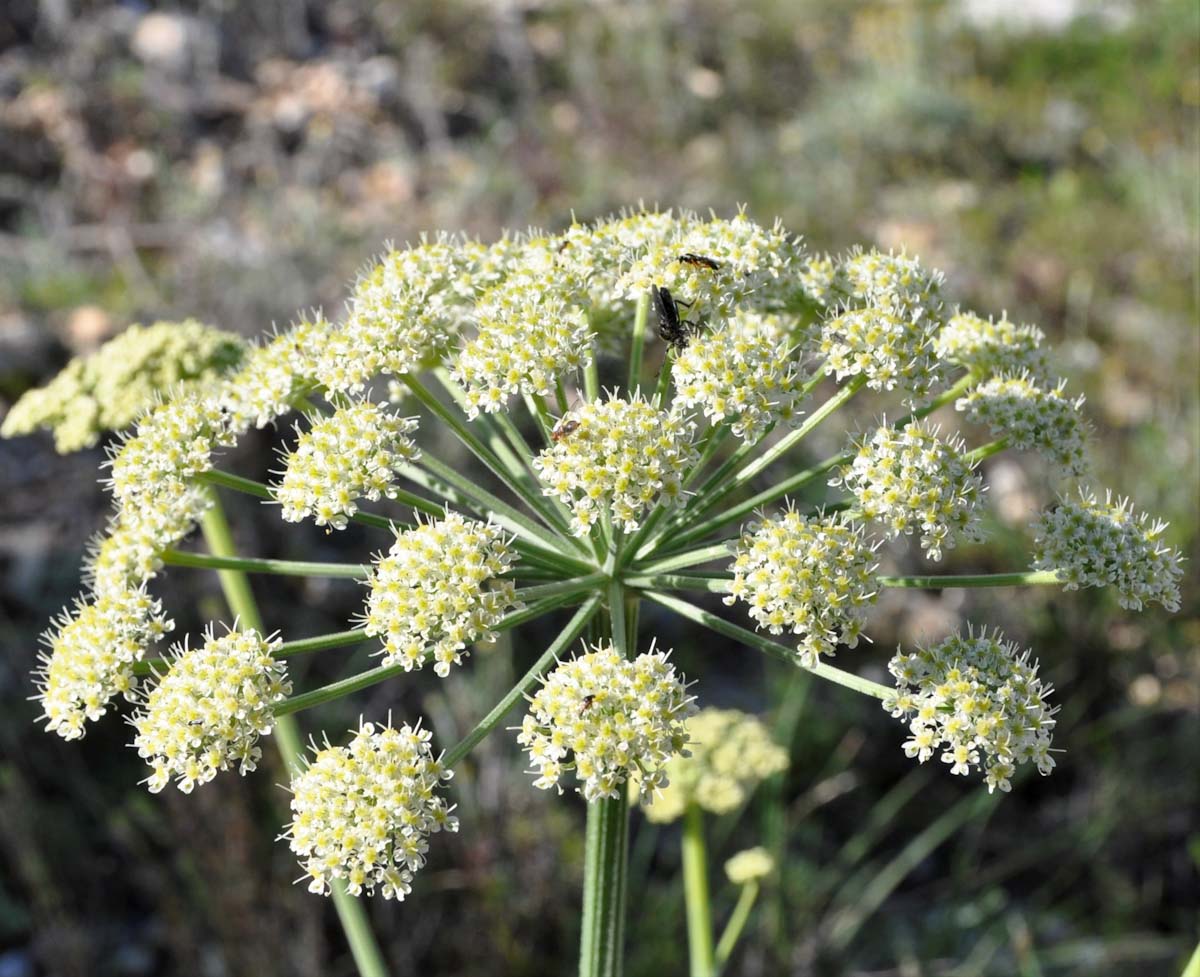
left=726, top=510, right=879, bottom=665
left=106, top=393, right=233, bottom=506
left=959, top=373, right=1089, bottom=476
left=517, top=642, right=695, bottom=803
left=935, top=311, right=1048, bottom=380
left=35, top=589, right=173, bottom=740
left=452, top=288, right=593, bottom=417
left=533, top=393, right=698, bottom=535
left=316, top=238, right=481, bottom=394
left=671, top=312, right=810, bottom=441
left=725, top=847, right=775, bottom=885
left=619, top=212, right=804, bottom=314
left=835, top=422, right=986, bottom=560
left=132, top=628, right=290, bottom=793
left=286, top=719, right=457, bottom=900
left=638, top=708, right=788, bottom=823
left=884, top=627, right=1058, bottom=793
left=274, top=401, right=419, bottom=530
left=218, top=314, right=332, bottom=433
left=85, top=488, right=212, bottom=596
left=1032, top=490, right=1183, bottom=612
left=797, top=253, right=837, bottom=308
left=819, top=249, right=944, bottom=397
left=362, top=513, right=518, bottom=676
left=1, top=319, right=244, bottom=454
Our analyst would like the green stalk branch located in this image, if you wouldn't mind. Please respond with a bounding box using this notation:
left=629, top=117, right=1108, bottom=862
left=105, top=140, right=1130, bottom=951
left=628, top=292, right=650, bottom=393
left=442, top=596, right=601, bottom=768
left=134, top=628, right=369, bottom=677
left=197, top=489, right=387, bottom=977
left=714, top=882, right=760, bottom=975
left=965, top=435, right=1010, bottom=466
left=625, top=574, right=730, bottom=593
left=878, top=570, right=1061, bottom=588
left=634, top=543, right=733, bottom=575
left=163, top=549, right=367, bottom=578
left=643, top=591, right=891, bottom=701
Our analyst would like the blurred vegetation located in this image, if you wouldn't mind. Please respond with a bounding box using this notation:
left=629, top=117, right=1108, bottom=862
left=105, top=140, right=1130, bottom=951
left=0, top=1, right=1196, bottom=975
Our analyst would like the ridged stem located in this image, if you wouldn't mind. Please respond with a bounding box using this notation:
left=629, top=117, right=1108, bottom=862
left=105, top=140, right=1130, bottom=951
left=682, top=802, right=716, bottom=977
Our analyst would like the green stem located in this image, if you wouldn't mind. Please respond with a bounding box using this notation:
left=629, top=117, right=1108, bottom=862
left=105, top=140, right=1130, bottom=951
left=652, top=351, right=674, bottom=406
left=683, top=803, right=716, bottom=977
left=197, top=469, right=404, bottom=533
left=584, top=342, right=600, bottom=402
left=625, top=574, right=730, bottom=593
left=878, top=570, right=1061, bottom=588
left=713, top=882, right=759, bottom=975
left=688, top=375, right=866, bottom=520
left=634, top=543, right=733, bottom=575
left=163, top=549, right=367, bottom=578
left=442, top=596, right=601, bottom=768
left=580, top=792, right=630, bottom=977
left=965, top=435, right=1010, bottom=466
left=197, top=490, right=387, bottom=977
left=628, top=292, right=650, bottom=394
left=643, top=591, right=891, bottom=700
left=134, top=628, right=369, bottom=677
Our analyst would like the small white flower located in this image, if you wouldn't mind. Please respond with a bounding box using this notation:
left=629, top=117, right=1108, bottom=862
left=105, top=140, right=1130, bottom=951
left=518, top=642, right=695, bottom=802
left=1032, top=489, right=1183, bottom=612
left=285, top=719, right=457, bottom=899
left=935, top=311, right=1049, bottom=380
left=274, top=401, right=419, bottom=530
left=131, top=627, right=290, bottom=793
left=958, top=373, right=1089, bottom=476
left=726, top=510, right=879, bottom=665
left=35, top=588, right=173, bottom=740
left=835, top=421, right=986, bottom=560
left=884, top=627, right=1058, bottom=793
left=362, top=513, right=519, bottom=676
left=533, top=392, right=698, bottom=535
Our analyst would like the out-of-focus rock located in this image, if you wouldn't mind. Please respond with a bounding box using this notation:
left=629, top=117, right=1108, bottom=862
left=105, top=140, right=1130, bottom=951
left=131, top=13, right=217, bottom=78
left=63, top=306, right=113, bottom=353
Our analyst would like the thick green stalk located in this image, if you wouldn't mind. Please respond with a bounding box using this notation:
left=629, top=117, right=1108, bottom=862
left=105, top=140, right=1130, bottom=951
left=624, top=574, right=730, bottom=594
left=682, top=803, right=716, bottom=977
left=642, top=591, right=891, bottom=700
left=878, top=570, right=1061, bottom=588
left=197, top=490, right=387, bottom=977
left=580, top=792, right=630, bottom=977
left=713, top=882, right=760, bottom=975
left=628, top=292, right=650, bottom=393
left=443, top=596, right=601, bottom=768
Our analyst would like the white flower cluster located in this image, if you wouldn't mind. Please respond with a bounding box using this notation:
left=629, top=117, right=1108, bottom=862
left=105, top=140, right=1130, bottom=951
left=218, top=314, right=332, bottom=433
left=106, top=393, right=233, bottom=507
left=884, top=628, right=1058, bottom=793
left=453, top=289, right=593, bottom=417
left=934, top=311, right=1048, bottom=379
left=274, top=401, right=419, bottom=530
left=286, top=720, right=457, bottom=900
left=836, top=422, right=986, bottom=560
left=725, top=848, right=776, bottom=885
left=533, top=393, right=698, bottom=535
left=35, top=589, right=173, bottom=740
left=958, top=373, right=1089, bottom=476
left=132, top=628, right=290, bottom=793
left=1, top=319, right=244, bottom=453
left=1031, top=490, right=1183, bottom=611
left=84, top=487, right=213, bottom=596
left=726, top=510, right=878, bottom=665
left=638, top=708, right=789, bottom=823
left=518, top=643, right=694, bottom=803
left=316, top=238, right=481, bottom=394
left=671, top=312, right=809, bottom=441
left=819, top=249, right=945, bottom=397
left=362, top=513, right=518, bottom=676
left=618, top=211, right=804, bottom=314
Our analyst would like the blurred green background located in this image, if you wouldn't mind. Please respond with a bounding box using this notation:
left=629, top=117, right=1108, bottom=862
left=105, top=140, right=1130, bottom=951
left=0, top=1, right=1196, bottom=975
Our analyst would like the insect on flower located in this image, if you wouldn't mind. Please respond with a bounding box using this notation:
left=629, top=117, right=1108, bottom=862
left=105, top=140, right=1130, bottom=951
left=551, top=416, right=581, bottom=442
left=579, top=694, right=596, bottom=715
left=652, top=285, right=703, bottom=353
left=677, top=252, right=721, bottom=271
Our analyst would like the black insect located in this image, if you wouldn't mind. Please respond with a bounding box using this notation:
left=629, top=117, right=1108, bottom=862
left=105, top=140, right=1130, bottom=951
left=677, top=252, right=721, bottom=271
left=651, top=285, right=702, bottom=353
left=579, top=694, right=596, bottom=715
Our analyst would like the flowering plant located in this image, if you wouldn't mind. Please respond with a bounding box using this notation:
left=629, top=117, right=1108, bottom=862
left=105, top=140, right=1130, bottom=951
left=5, top=209, right=1181, bottom=977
